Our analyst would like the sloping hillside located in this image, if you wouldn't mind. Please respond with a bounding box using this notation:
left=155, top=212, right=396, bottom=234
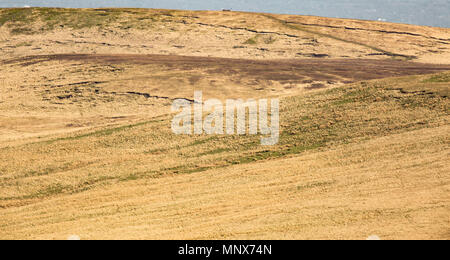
left=0, top=8, right=449, bottom=62
left=0, top=8, right=449, bottom=240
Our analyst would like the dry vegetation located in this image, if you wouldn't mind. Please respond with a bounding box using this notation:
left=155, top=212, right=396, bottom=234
left=0, top=8, right=449, bottom=240
left=1, top=8, right=449, bottom=62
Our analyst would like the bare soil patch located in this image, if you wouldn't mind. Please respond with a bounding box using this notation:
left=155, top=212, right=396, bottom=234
left=7, top=54, right=450, bottom=84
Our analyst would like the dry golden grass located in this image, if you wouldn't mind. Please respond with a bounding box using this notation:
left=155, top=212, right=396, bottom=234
left=0, top=124, right=448, bottom=240
left=0, top=8, right=449, bottom=62
left=0, top=71, right=449, bottom=239
left=0, top=8, right=449, bottom=240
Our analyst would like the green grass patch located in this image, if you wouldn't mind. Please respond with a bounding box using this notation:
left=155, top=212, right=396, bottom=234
left=422, top=73, right=450, bottom=83
left=0, top=8, right=33, bottom=26
left=0, top=8, right=167, bottom=34
left=15, top=41, right=33, bottom=47
left=244, top=36, right=258, bottom=45
left=0, top=183, right=70, bottom=201
left=38, top=119, right=163, bottom=145
left=196, top=148, right=232, bottom=157
left=163, top=165, right=216, bottom=174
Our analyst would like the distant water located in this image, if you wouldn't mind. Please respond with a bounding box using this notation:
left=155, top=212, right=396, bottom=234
left=0, top=0, right=449, bottom=28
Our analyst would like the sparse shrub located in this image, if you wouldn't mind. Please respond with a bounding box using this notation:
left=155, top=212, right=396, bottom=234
left=263, top=36, right=276, bottom=44
left=244, top=36, right=258, bottom=45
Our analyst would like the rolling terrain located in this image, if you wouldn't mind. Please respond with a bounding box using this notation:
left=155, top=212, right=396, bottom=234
left=0, top=8, right=449, bottom=240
